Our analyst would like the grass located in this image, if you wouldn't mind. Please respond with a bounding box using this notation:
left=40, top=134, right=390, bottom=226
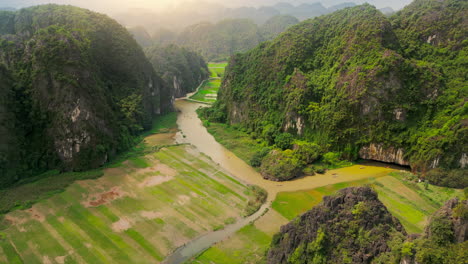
left=203, top=122, right=266, bottom=166
left=0, top=170, right=103, bottom=215
left=272, top=175, right=462, bottom=233
left=0, top=141, right=257, bottom=263
left=190, top=79, right=221, bottom=103
left=0, top=112, right=179, bottom=217
left=272, top=179, right=372, bottom=220
left=194, top=171, right=462, bottom=263
left=192, top=224, right=270, bottom=264
left=208, top=62, right=228, bottom=68
left=190, top=62, right=227, bottom=103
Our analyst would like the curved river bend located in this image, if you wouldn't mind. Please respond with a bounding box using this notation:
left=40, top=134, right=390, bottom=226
left=163, top=100, right=401, bottom=264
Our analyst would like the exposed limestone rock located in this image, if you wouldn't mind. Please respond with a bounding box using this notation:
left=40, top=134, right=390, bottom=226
left=359, top=143, right=410, bottom=166
left=460, top=153, right=467, bottom=169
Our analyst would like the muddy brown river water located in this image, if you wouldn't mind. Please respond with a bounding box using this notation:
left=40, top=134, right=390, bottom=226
left=163, top=99, right=402, bottom=264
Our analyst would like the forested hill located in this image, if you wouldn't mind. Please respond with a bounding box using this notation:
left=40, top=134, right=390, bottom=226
left=0, top=5, right=172, bottom=188
left=206, top=0, right=467, bottom=186
left=145, top=44, right=209, bottom=98
left=136, top=16, right=300, bottom=61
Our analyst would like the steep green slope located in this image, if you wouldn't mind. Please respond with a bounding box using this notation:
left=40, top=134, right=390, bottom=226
left=260, top=15, right=300, bottom=41
left=177, top=19, right=262, bottom=61
left=205, top=2, right=467, bottom=185
left=145, top=44, right=209, bottom=98
left=0, top=5, right=172, bottom=188
left=128, top=25, right=153, bottom=47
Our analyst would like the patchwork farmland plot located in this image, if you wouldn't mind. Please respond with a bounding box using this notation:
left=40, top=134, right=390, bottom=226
left=0, top=145, right=256, bottom=264
left=189, top=63, right=226, bottom=103
left=191, top=172, right=463, bottom=263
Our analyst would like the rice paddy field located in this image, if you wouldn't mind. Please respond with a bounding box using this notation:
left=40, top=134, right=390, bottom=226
left=190, top=171, right=463, bottom=264
left=189, top=62, right=226, bottom=103
left=0, top=144, right=257, bottom=264
left=189, top=79, right=221, bottom=103
left=207, top=63, right=227, bottom=78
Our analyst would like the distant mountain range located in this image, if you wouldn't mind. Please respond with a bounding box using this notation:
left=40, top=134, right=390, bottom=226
left=115, top=1, right=394, bottom=32
left=0, top=1, right=395, bottom=32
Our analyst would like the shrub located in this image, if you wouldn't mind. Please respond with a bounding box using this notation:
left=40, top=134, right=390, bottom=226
left=321, top=152, right=353, bottom=168
left=260, top=150, right=305, bottom=181
left=250, top=147, right=271, bottom=167
left=293, top=140, right=321, bottom=164
left=426, top=168, right=468, bottom=188
left=427, top=216, right=454, bottom=245
left=244, top=185, right=267, bottom=216
left=275, top=133, right=294, bottom=150
left=262, top=124, right=278, bottom=145
left=313, top=164, right=327, bottom=174
left=322, top=152, right=341, bottom=166
left=303, top=165, right=315, bottom=175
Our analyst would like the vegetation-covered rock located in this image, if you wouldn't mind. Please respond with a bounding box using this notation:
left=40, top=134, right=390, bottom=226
left=375, top=197, right=468, bottom=263
left=0, top=5, right=172, bottom=188
left=206, top=0, right=467, bottom=186
left=145, top=44, right=209, bottom=98
left=260, top=150, right=305, bottom=181
left=177, top=19, right=262, bottom=61
left=267, top=187, right=406, bottom=263
left=260, top=15, right=299, bottom=40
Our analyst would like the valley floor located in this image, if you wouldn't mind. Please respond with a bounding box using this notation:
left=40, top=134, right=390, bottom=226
left=190, top=172, right=462, bottom=264
left=0, top=80, right=463, bottom=264
left=0, top=127, right=257, bottom=263
left=188, top=63, right=225, bottom=103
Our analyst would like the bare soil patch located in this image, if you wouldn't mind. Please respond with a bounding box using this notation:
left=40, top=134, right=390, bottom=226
left=112, top=217, right=133, bottom=232
left=145, top=133, right=176, bottom=146
left=28, top=207, right=45, bottom=222
left=83, top=187, right=125, bottom=207
left=177, top=195, right=191, bottom=205
left=139, top=175, right=173, bottom=188
left=140, top=211, right=163, bottom=220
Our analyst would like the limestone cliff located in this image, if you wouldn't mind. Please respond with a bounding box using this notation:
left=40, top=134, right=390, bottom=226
left=145, top=44, right=209, bottom=98
left=206, top=0, right=467, bottom=185
left=359, top=144, right=410, bottom=166
left=0, top=5, right=172, bottom=187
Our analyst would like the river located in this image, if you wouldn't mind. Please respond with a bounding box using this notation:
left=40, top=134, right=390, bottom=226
left=162, top=99, right=401, bottom=264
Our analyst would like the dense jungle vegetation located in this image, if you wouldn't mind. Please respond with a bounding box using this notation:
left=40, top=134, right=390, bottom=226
left=202, top=0, right=467, bottom=186
left=145, top=44, right=209, bottom=97
left=0, top=5, right=173, bottom=188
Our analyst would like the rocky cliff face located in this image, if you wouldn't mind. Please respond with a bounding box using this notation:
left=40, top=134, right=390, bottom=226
left=145, top=44, right=209, bottom=98
left=359, top=144, right=410, bottom=166
left=208, top=0, right=467, bottom=181
left=0, top=5, right=172, bottom=187
left=267, top=187, right=405, bottom=264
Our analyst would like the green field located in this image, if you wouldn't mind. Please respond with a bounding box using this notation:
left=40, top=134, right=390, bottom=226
left=0, top=144, right=257, bottom=264
left=193, top=224, right=271, bottom=264
left=272, top=174, right=462, bottom=233
left=189, top=62, right=227, bottom=103
left=189, top=79, right=221, bottom=103
left=209, top=66, right=226, bottom=78
left=203, top=123, right=267, bottom=165
left=0, top=112, right=180, bottom=216
left=192, top=172, right=463, bottom=263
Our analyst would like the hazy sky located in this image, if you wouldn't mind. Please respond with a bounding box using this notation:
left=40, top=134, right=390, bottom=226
left=0, top=0, right=413, bottom=13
